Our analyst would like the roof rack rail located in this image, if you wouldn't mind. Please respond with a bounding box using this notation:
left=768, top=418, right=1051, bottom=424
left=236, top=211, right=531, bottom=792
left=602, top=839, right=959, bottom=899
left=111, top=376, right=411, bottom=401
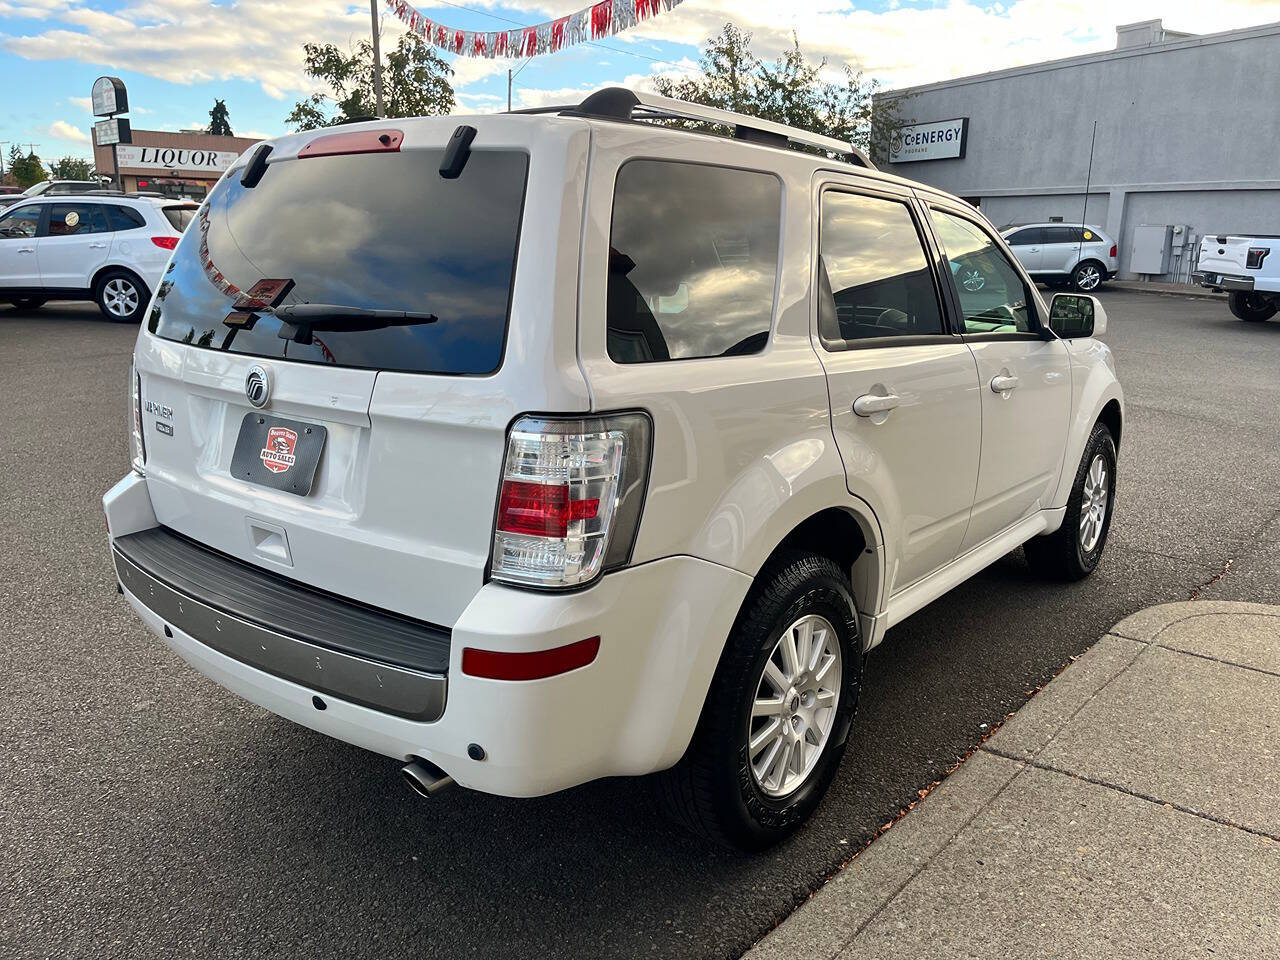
left=519, top=87, right=875, bottom=169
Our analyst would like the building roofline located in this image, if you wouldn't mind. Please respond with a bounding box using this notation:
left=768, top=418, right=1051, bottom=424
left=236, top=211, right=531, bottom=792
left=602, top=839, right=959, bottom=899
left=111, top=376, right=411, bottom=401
left=879, top=19, right=1280, bottom=100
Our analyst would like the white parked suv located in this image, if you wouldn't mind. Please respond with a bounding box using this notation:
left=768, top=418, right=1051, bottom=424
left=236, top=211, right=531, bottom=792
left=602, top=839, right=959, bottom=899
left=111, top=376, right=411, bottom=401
left=104, top=89, right=1124, bottom=849
left=0, top=195, right=194, bottom=321
left=1002, top=223, right=1118, bottom=292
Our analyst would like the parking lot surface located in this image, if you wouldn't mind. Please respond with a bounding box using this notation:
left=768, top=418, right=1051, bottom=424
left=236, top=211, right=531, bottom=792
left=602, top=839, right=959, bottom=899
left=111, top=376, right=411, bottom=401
left=2, top=292, right=1278, bottom=960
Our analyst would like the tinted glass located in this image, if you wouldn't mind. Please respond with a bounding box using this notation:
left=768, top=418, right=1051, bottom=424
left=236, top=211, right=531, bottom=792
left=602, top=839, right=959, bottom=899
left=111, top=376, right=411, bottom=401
left=1005, top=227, right=1043, bottom=246
left=47, top=202, right=109, bottom=236
left=0, top=205, right=41, bottom=239
left=819, top=192, right=943, bottom=345
left=107, top=206, right=146, bottom=231
left=607, top=160, right=780, bottom=363
left=162, top=206, right=198, bottom=232
left=148, top=149, right=529, bottom=375
left=931, top=209, right=1037, bottom=334
left=1042, top=226, right=1079, bottom=244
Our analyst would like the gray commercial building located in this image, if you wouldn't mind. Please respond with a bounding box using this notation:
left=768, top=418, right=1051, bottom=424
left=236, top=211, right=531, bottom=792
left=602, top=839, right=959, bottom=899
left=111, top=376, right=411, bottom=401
left=878, top=19, right=1280, bottom=281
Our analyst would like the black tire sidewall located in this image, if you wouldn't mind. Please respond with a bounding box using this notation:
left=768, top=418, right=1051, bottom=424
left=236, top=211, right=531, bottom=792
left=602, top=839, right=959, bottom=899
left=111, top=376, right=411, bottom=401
left=96, top=271, right=147, bottom=323
left=1229, top=292, right=1276, bottom=322
left=1067, top=426, right=1117, bottom=574
left=706, top=555, right=862, bottom=847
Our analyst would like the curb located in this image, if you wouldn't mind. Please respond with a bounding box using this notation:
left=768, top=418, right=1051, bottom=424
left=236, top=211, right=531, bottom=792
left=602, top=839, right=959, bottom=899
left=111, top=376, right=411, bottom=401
left=744, top=600, right=1280, bottom=960
left=1106, top=282, right=1226, bottom=302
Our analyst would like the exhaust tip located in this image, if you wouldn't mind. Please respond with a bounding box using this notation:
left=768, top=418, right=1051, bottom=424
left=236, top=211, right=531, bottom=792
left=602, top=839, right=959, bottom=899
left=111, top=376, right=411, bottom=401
left=402, top=758, right=455, bottom=799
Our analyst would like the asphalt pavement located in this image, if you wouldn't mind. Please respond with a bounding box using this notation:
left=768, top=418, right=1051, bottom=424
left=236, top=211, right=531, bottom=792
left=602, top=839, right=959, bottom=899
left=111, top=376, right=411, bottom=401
left=1, top=291, right=1278, bottom=960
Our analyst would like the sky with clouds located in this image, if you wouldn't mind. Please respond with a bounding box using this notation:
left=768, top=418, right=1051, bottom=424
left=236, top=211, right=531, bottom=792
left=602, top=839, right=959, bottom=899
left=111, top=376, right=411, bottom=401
left=1, top=0, right=1277, bottom=164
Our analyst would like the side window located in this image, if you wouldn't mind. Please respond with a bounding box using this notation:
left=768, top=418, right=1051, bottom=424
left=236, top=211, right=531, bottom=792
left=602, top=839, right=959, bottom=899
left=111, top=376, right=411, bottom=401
left=106, top=205, right=146, bottom=232
left=47, top=203, right=109, bottom=237
left=607, top=160, right=781, bottom=363
left=931, top=209, right=1038, bottom=335
left=1042, top=226, right=1078, bottom=245
left=818, top=191, right=944, bottom=345
left=0, top=205, right=42, bottom=239
left=1005, top=227, right=1043, bottom=246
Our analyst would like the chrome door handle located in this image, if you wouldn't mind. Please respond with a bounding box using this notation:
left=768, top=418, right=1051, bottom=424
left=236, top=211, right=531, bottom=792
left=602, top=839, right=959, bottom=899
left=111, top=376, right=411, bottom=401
left=853, top=393, right=901, bottom=417
left=88, top=242, right=108, bottom=249
left=990, top=374, right=1019, bottom=393
left=18, top=247, right=35, bottom=254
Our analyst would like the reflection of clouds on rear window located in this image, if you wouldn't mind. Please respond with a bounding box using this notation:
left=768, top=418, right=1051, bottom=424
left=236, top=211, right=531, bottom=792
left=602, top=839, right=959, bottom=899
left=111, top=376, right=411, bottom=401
left=149, top=149, right=528, bottom=375
left=607, top=160, right=781, bottom=363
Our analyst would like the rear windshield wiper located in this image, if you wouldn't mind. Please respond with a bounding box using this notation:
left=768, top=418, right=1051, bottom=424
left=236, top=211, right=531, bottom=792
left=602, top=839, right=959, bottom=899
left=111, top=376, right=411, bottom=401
left=271, top=303, right=438, bottom=344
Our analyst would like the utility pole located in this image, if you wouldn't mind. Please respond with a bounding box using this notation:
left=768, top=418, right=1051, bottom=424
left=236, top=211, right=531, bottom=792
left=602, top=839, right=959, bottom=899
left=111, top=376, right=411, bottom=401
left=508, top=69, right=512, bottom=112
left=0, top=142, right=10, bottom=182
left=370, top=0, right=385, bottom=117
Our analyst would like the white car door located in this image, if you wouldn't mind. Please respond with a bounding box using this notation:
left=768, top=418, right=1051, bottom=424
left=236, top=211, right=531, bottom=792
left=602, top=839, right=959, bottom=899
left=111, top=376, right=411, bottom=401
left=816, top=181, right=982, bottom=594
left=926, top=203, right=1072, bottom=551
left=37, top=201, right=112, bottom=289
left=0, top=204, right=44, bottom=288
left=1003, top=226, right=1044, bottom=274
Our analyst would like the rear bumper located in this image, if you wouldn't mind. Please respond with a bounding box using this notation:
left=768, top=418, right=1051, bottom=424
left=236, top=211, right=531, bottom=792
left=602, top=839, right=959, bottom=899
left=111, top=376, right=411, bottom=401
left=1193, top=271, right=1254, bottom=291
left=105, top=473, right=753, bottom=797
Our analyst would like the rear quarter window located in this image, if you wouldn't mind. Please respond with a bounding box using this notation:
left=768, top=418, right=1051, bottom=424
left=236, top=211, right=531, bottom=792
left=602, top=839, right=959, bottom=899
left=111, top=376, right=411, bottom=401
left=606, top=160, right=781, bottom=363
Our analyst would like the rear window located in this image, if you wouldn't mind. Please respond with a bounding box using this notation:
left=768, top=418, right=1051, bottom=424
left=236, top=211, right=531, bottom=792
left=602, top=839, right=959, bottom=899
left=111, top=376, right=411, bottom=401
left=162, top=205, right=198, bottom=232
left=148, top=148, right=529, bottom=375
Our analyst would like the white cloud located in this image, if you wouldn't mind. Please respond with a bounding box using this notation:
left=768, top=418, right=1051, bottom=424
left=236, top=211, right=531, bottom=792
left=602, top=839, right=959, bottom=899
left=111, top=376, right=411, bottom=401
left=67, top=95, right=92, bottom=111
left=48, top=119, right=90, bottom=144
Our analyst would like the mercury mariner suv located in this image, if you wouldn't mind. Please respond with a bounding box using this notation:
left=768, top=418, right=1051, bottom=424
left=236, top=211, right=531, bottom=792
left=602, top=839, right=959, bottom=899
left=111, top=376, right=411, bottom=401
left=105, top=89, right=1124, bottom=850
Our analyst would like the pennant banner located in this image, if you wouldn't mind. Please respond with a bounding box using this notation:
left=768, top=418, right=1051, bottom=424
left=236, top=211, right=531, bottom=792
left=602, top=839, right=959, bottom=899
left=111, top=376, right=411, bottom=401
left=386, top=0, right=685, bottom=59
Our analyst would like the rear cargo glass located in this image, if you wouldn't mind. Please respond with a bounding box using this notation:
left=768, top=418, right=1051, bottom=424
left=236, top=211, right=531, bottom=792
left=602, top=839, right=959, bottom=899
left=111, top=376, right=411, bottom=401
left=148, top=149, right=529, bottom=375
left=162, top=205, right=198, bottom=232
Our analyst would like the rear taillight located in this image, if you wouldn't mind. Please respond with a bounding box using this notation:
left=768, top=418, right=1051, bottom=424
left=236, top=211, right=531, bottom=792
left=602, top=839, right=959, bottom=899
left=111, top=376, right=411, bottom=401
left=1247, top=247, right=1270, bottom=270
left=151, top=236, right=179, bottom=250
left=491, top=414, right=651, bottom=588
left=1109, top=244, right=1117, bottom=258
left=129, top=362, right=146, bottom=474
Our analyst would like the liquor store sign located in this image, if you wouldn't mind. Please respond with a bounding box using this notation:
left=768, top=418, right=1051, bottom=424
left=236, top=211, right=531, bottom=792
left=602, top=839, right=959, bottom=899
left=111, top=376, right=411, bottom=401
left=116, top=145, right=240, bottom=173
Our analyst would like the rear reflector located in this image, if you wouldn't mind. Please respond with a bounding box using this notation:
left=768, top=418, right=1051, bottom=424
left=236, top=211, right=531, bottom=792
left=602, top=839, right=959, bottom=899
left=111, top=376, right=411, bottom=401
left=462, top=637, right=601, bottom=681
left=152, top=236, right=179, bottom=250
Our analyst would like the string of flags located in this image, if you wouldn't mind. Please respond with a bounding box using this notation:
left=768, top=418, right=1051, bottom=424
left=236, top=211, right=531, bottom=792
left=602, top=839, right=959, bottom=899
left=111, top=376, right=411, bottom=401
left=385, top=0, right=687, bottom=59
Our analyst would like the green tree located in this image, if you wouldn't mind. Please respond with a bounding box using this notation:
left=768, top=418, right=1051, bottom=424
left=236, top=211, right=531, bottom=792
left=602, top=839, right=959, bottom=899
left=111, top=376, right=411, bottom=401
left=208, top=98, right=234, bottom=137
left=9, top=150, right=47, bottom=189
left=49, top=156, right=94, bottom=180
left=655, top=24, right=907, bottom=160
left=286, top=32, right=454, bottom=131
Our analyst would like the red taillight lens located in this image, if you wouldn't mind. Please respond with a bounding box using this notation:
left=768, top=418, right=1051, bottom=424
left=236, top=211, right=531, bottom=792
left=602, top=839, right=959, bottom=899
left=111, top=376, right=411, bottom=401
left=462, top=637, right=601, bottom=681
left=497, top=481, right=599, bottom=538
left=1109, top=244, right=1117, bottom=258
left=151, top=236, right=179, bottom=250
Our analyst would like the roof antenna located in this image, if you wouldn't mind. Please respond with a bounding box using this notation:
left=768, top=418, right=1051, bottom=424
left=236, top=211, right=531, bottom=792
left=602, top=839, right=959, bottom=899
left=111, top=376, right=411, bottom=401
left=439, top=125, right=477, bottom=179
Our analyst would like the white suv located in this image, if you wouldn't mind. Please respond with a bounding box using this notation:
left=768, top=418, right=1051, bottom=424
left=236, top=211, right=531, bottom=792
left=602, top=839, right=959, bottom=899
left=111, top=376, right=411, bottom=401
left=104, top=89, right=1123, bottom=849
left=0, top=195, right=194, bottom=321
left=1002, top=223, right=1118, bottom=292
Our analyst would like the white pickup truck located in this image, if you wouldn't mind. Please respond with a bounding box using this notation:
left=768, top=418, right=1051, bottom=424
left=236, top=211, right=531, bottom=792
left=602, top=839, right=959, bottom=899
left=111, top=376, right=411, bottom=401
left=1193, top=234, right=1279, bottom=322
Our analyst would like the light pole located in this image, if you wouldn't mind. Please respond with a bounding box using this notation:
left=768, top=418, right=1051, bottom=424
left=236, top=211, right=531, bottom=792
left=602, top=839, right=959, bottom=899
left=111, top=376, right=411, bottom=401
left=370, top=0, right=385, bottom=117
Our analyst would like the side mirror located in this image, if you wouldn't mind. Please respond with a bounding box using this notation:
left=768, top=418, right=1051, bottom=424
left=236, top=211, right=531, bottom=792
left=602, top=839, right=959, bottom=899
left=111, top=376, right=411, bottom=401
left=1048, top=293, right=1107, bottom=339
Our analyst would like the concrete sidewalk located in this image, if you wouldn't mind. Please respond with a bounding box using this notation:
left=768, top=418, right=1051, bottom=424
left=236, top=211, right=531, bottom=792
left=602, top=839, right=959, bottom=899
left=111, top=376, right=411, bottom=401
left=747, top=601, right=1280, bottom=959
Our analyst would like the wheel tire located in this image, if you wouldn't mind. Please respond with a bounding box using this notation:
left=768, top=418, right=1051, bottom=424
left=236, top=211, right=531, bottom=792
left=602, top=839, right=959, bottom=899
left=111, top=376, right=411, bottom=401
left=1071, top=261, right=1104, bottom=292
left=654, top=551, right=863, bottom=851
left=12, top=297, right=46, bottom=310
left=1025, top=423, right=1117, bottom=581
left=1228, top=291, right=1277, bottom=323
left=95, top=270, right=148, bottom=323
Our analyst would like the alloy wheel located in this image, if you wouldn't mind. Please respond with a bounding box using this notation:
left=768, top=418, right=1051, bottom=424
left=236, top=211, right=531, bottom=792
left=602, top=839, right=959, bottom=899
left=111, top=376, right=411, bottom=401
left=1079, top=453, right=1109, bottom=553
left=103, top=278, right=139, bottom=318
left=748, top=614, right=842, bottom=798
left=1075, top=265, right=1101, bottom=291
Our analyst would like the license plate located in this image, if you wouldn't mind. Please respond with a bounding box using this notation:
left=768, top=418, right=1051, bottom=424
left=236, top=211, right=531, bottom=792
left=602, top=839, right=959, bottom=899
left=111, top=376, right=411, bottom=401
left=230, top=413, right=328, bottom=496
